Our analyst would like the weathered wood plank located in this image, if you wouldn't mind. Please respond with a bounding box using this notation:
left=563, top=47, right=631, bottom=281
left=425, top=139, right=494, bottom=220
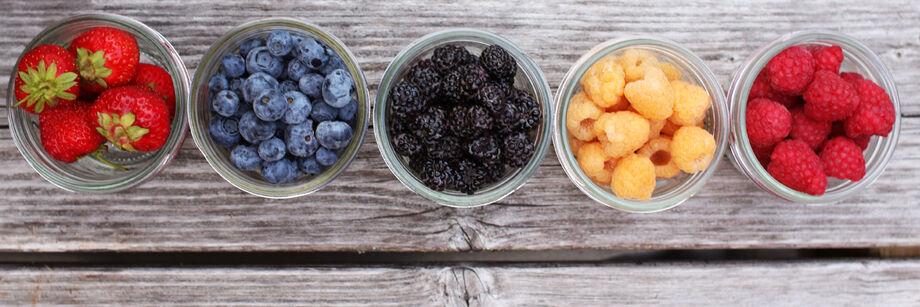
left=1, top=261, right=919, bottom=306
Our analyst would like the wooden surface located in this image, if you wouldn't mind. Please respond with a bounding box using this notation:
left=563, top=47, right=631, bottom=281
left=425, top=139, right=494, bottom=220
left=1, top=1, right=920, bottom=254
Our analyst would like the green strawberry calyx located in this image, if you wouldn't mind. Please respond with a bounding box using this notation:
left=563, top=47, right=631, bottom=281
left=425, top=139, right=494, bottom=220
left=96, top=112, right=148, bottom=152
left=75, top=48, right=113, bottom=88
left=15, top=60, right=78, bottom=113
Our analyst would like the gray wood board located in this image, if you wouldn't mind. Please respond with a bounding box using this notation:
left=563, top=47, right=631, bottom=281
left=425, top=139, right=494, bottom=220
left=1, top=261, right=919, bottom=306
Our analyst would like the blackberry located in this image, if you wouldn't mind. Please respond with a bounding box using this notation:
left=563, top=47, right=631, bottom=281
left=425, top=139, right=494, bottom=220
left=502, top=132, right=535, bottom=167
left=428, top=135, right=462, bottom=160
left=460, top=63, right=488, bottom=98
left=480, top=45, right=516, bottom=81
left=468, top=105, right=493, bottom=133
left=448, top=105, right=475, bottom=138
left=413, top=106, right=447, bottom=142
left=392, top=132, right=423, bottom=157
left=390, top=81, right=426, bottom=118
left=418, top=159, right=453, bottom=191
left=452, top=159, right=488, bottom=195
left=493, top=103, right=520, bottom=133
left=439, top=70, right=464, bottom=103
left=510, top=89, right=541, bottom=130
left=431, top=45, right=470, bottom=75
left=466, top=135, right=502, bottom=164
left=475, top=83, right=506, bottom=114
left=389, top=115, right=411, bottom=134
left=407, top=59, right=440, bottom=99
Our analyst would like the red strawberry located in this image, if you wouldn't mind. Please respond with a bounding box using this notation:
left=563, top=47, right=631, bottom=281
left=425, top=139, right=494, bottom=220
left=39, top=101, right=104, bottom=162
left=14, top=44, right=80, bottom=114
left=70, top=27, right=139, bottom=94
left=131, top=63, right=176, bottom=119
left=90, top=86, right=171, bottom=152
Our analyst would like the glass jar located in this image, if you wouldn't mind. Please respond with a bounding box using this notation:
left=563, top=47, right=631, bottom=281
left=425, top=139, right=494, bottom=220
left=552, top=36, right=730, bottom=213
left=6, top=13, right=190, bottom=193
left=374, top=28, right=553, bottom=207
left=727, top=30, right=901, bottom=203
left=188, top=17, right=369, bottom=199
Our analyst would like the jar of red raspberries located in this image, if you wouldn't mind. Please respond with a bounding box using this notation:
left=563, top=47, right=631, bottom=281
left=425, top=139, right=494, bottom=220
left=374, top=29, right=552, bottom=207
left=7, top=13, right=190, bottom=193
left=728, top=30, right=901, bottom=203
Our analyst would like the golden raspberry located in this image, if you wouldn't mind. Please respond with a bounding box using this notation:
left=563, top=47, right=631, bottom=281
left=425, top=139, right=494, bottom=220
left=648, top=118, right=666, bottom=140
left=669, top=80, right=711, bottom=126
left=637, top=136, right=680, bottom=179
left=577, top=142, right=613, bottom=184
left=611, top=153, right=656, bottom=200
left=593, top=111, right=650, bottom=158
left=671, top=126, right=716, bottom=173
left=618, top=49, right=660, bottom=82
left=660, top=119, right=680, bottom=136
left=579, top=57, right=626, bottom=108
left=568, top=134, right=586, bottom=156
left=659, top=62, right=681, bottom=81
left=624, top=67, right=674, bottom=120
left=566, top=92, right=603, bottom=141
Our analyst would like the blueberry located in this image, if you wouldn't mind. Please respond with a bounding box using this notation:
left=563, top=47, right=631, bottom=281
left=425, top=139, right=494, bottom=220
left=282, top=91, right=312, bottom=124
left=221, top=53, right=246, bottom=78
left=337, top=98, right=357, bottom=121
left=298, top=73, right=324, bottom=99
left=266, top=30, right=293, bottom=57
left=229, top=78, right=244, bottom=96
left=289, top=35, right=305, bottom=59
left=322, top=69, right=354, bottom=108
left=311, top=100, right=338, bottom=122
left=230, top=144, right=262, bottom=171
left=233, top=101, right=251, bottom=119
left=298, top=156, right=323, bottom=175
left=238, top=111, right=275, bottom=144
left=242, top=72, right=279, bottom=103
left=261, top=158, right=298, bottom=184
left=253, top=89, right=287, bottom=121
left=286, top=60, right=308, bottom=82
left=316, top=121, right=354, bottom=149
left=279, top=80, right=299, bottom=93
left=208, top=74, right=228, bottom=92
left=208, top=115, right=241, bottom=148
left=315, top=147, right=338, bottom=166
left=258, top=137, right=286, bottom=162
left=238, top=38, right=264, bottom=58
left=296, top=38, right=327, bottom=70
left=320, top=47, right=347, bottom=75
left=212, top=90, right=240, bottom=117
left=285, top=121, right=320, bottom=157
left=246, top=46, right=283, bottom=78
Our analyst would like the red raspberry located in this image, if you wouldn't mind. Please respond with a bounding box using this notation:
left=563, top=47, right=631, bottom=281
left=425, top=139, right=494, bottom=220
left=789, top=107, right=832, bottom=151
left=839, top=72, right=863, bottom=87
left=768, top=139, right=827, bottom=196
left=746, top=98, right=792, bottom=147
left=830, top=121, right=871, bottom=150
left=851, top=134, right=871, bottom=150
left=752, top=143, right=775, bottom=167
left=845, top=79, right=896, bottom=137
left=809, top=45, right=844, bottom=73
left=803, top=70, right=859, bottom=122
left=820, top=136, right=866, bottom=181
left=766, top=46, right=815, bottom=95
left=749, top=71, right=799, bottom=108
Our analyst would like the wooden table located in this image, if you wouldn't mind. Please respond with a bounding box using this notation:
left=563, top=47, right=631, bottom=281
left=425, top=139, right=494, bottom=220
left=2, top=0, right=919, bottom=305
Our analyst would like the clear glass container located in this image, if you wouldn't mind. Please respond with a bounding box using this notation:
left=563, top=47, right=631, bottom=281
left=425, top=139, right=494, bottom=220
left=552, top=36, right=730, bottom=213
left=727, top=30, right=901, bottom=203
left=188, top=18, right=369, bottom=199
left=374, top=29, right=553, bottom=208
left=6, top=13, right=190, bottom=193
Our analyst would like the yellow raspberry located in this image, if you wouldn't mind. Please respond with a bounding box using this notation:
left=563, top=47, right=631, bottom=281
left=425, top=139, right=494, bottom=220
left=659, top=62, right=681, bottom=81
left=593, top=111, right=650, bottom=158
left=660, top=119, right=680, bottom=136
left=577, top=142, right=613, bottom=184
left=671, top=126, right=716, bottom=173
left=568, top=134, right=586, bottom=156
left=618, top=49, right=660, bottom=82
left=580, top=57, right=626, bottom=108
left=624, top=67, right=674, bottom=120
left=669, top=80, right=711, bottom=126
left=566, top=92, right=603, bottom=141
left=648, top=118, right=666, bottom=140
left=637, top=136, right=681, bottom=179
left=611, top=153, right=656, bottom=200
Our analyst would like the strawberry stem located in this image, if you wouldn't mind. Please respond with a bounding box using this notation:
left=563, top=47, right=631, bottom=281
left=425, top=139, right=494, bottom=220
left=90, top=145, right=126, bottom=171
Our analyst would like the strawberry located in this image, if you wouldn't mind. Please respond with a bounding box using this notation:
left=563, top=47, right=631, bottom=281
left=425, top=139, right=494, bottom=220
left=131, top=63, right=176, bottom=119
left=70, top=27, right=140, bottom=94
left=39, top=101, right=104, bottom=163
left=14, top=44, right=80, bottom=114
left=90, top=86, right=171, bottom=152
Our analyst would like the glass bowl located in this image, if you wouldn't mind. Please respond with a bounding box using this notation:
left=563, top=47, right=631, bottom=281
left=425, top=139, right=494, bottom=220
left=188, top=17, right=369, bottom=199
left=374, top=28, right=553, bottom=208
left=552, top=36, right=730, bottom=213
left=727, top=30, right=901, bottom=203
left=6, top=13, right=190, bottom=193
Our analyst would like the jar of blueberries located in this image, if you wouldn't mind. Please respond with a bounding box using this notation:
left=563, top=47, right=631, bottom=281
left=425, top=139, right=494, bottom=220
left=188, top=18, right=369, bottom=198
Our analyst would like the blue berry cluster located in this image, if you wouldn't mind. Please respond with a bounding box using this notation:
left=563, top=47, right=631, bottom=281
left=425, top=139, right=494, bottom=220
left=208, top=30, right=357, bottom=184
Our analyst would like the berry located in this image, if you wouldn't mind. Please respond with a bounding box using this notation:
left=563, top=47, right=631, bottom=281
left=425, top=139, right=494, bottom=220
left=428, top=136, right=462, bottom=160
left=659, top=62, right=681, bottom=81
left=648, top=118, right=666, bottom=140
left=839, top=72, right=863, bottom=87
left=209, top=74, right=229, bottom=93
left=413, top=107, right=446, bottom=142
left=809, top=45, right=844, bottom=73
left=511, top=89, right=541, bottom=130
left=419, top=159, right=453, bottom=191
left=466, top=135, right=501, bottom=164
left=262, top=158, right=298, bottom=184
left=468, top=105, right=493, bottom=133
left=765, top=46, right=815, bottom=95
left=238, top=111, right=276, bottom=144
left=282, top=91, right=312, bottom=124
left=279, top=80, right=299, bottom=94
left=392, top=132, right=423, bottom=157
left=338, top=98, right=358, bottom=122
left=38, top=101, right=104, bottom=163
left=803, top=70, right=859, bottom=122
left=624, top=67, right=674, bottom=120
left=238, top=38, right=264, bottom=58
left=322, top=69, right=354, bottom=108
left=748, top=71, right=798, bottom=108
left=752, top=143, right=775, bottom=167
left=745, top=98, right=791, bottom=147
left=452, top=159, right=488, bottom=194
left=70, top=27, right=140, bottom=93
left=618, top=49, right=659, bottom=83
left=565, top=92, right=602, bottom=141
left=638, top=136, right=680, bottom=179
left=319, top=47, right=346, bottom=75
left=480, top=45, right=516, bottom=81
left=230, top=144, right=262, bottom=171
left=298, top=156, right=323, bottom=175
left=671, top=126, right=716, bottom=173
left=315, top=147, right=338, bottom=166
left=447, top=105, right=475, bottom=138
left=669, top=80, right=711, bottom=126
left=258, top=137, right=286, bottom=162
left=285, top=121, right=320, bottom=157
left=578, top=141, right=614, bottom=184
left=131, top=63, right=176, bottom=119
left=820, top=136, right=866, bottom=181
left=310, top=101, right=338, bottom=123
left=767, top=139, right=827, bottom=196
left=390, top=81, right=426, bottom=119
left=439, top=70, right=464, bottom=102
left=90, top=85, right=170, bottom=152
left=208, top=115, right=241, bottom=148
left=789, top=107, right=832, bottom=151
left=253, top=89, right=287, bottom=121
left=593, top=111, right=649, bottom=158
left=476, top=83, right=506, bottom=114
left=245, top=46, right=283, bottom=78
left=242, top=72, right=278, bottom=103
left=266, top=30, right=293, bottom=57
left=502, top=132, right=534, bottom=167
left=431, top=45, right=469, bottom=75
left=221, top=53, right=246, bottom=78
left=295, top=37, right=327, bottom=71
left=13, top=44, right=80, bottom=114
left=286, top=59, right=309, bottom=82
left=844, top=79, right=896, bottom=137
left=298, top=73, right=324, bottom=100
left=212, top=90, right=240, bottom=117
left=611, top=154, right=656, bottom=201
left=406, top=59, right=440, bottom=99
left=580, top=57, right=626, bottom=108
left=493, top=103, right=521, bottom=134
left=316, top=121, right=354, bottom=149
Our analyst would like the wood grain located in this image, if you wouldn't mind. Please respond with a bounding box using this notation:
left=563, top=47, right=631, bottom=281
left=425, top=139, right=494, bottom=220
left=0, top=0, right=919, bottom=253
left=1, top=261, right=919, bottom=306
